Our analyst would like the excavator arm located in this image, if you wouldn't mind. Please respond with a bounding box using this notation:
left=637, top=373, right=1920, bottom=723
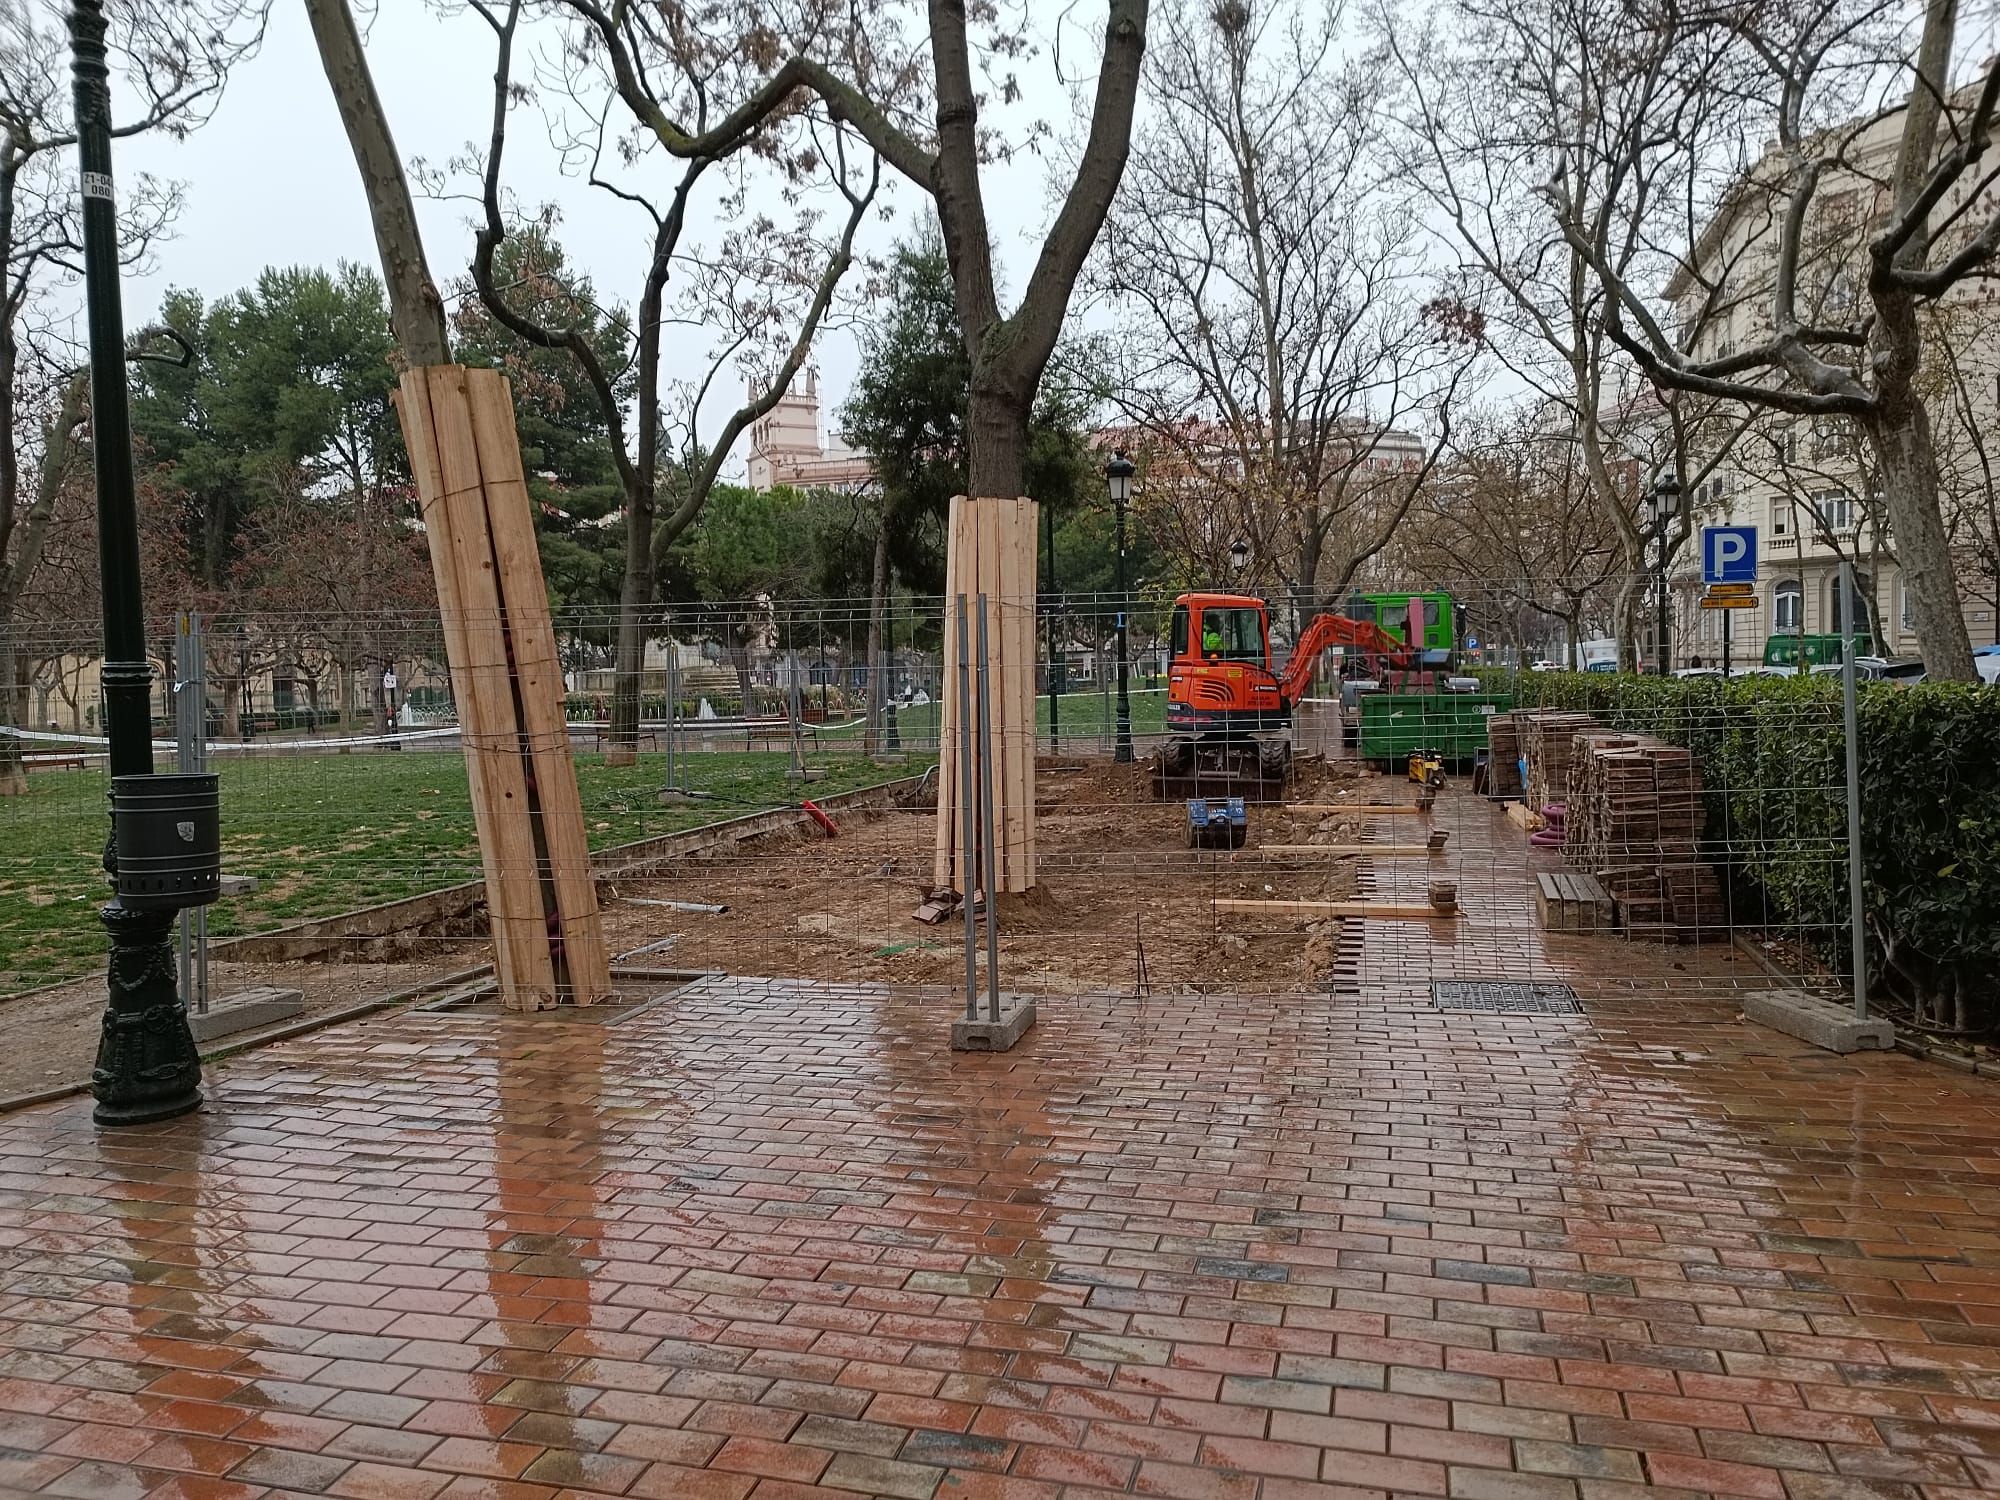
left=1277, top=612, right=1414, bottom=706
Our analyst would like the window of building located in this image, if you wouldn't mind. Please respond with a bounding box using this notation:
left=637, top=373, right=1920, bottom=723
left=1773, top=579, right=1802, bottom=630
left=1811, top=417, right=1852, bottom=460
left=1770, top=498, right=1791, bottom=537
left=1901, top=581, right=1915, bottom=633
left=1809, top=489, right=1853, bottom=533
left=1829, top=571, right=1872, bottom=634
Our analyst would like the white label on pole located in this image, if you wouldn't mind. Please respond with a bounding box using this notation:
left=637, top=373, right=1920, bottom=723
left=382, top=669, right=398, bottom=692
left=80, top=171, right=114, bottom=202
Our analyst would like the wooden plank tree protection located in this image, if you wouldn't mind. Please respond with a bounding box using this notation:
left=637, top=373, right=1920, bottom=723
left=934, top=496, right=1039, bottom=896
left=398, top=364, right=612, bottom=1008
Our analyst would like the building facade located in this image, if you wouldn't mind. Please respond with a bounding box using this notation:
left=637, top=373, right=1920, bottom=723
left=1664, top=97, right=2000, bottom=663
left=745, top=370, right=877, bottom=493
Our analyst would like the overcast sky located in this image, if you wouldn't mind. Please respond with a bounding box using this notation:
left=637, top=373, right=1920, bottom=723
left=112, top=3, right=1088, bottom=475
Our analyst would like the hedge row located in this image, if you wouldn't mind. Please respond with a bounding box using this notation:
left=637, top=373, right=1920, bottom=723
left=1490, top=670, right=1999, bottom=1035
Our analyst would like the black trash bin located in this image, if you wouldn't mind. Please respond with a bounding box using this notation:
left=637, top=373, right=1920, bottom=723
left=111, top=772, right=221, bottom=910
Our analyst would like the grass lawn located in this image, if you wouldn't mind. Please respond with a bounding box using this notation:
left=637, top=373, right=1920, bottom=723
left=0, top=748, right=926, bottom=993
left=821, top=686, right=1168, bottom=747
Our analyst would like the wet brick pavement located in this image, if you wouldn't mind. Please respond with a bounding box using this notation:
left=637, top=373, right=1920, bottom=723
left=5, top=957, right=2000, bottom=1500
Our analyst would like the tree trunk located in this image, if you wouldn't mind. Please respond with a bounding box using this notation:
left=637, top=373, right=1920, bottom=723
left=1611, top=570, right=1646, bottom=671
left=966, top=383, right=1030, bottom=499
left=1866, top=399, right=1975, bottom=679
left=605, top=482, right=652, bottom=767
left=303, top=0, right=452, bottom=366
left=864, top=519, right=890, bottom=753
left=0, top=622, right=23, bottom=796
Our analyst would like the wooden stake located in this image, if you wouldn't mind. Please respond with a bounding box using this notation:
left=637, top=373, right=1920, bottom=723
left=1286, top=803, right=1428, bottom=815
left=1246, top=844, right=1442, bottom=857
left=1213, top=899, right=1457, bottom=919
left=400, top=367, right=554, bottom=1008
left=464, top=369, right=612, bottom=1003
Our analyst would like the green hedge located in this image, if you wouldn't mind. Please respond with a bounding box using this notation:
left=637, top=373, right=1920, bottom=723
left=1491, top=670, right=2000, bottom=1034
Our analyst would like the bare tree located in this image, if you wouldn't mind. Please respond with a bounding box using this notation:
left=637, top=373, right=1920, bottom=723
left=1930, top=294, right=2000, bottom=641
left=1384, top=0, right=1745, bottom=666
left=454, top=0, right=877, bottom=764
left=1393, top=404, right=1625, bottom=663
left=0, top=1, right=264, bottom=791
left=1098, top=0, right=1478, bottom=628
left=1538, top=0, right=1998, bottom=680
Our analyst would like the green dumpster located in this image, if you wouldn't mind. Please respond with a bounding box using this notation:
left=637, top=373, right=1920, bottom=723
left=1356, top=692, right=1514, bottom=765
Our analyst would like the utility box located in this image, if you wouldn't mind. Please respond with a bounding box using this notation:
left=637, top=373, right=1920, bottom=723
left=111, top=772, right=221, bottom=910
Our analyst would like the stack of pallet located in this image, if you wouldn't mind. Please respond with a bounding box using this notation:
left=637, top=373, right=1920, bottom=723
left=398, top=365, right=612, bottom=1008
left=1519, top=711, right=1597, bottom=812
left=1486, top=713, right=1523, bottom=798
left=1560, top=729, right=1725, bottom=940
left=933, top=496, right=1040, bottom=896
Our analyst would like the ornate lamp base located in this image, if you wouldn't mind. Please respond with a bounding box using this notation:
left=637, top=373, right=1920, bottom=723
left=91, top=900, right=203, bottom=1126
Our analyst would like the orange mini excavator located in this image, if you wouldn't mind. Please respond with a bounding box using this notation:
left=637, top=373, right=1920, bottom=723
left=1155, top=592, right=1415, bottom=795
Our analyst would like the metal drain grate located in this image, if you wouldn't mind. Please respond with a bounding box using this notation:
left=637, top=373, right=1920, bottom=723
left=1432, top=980, right=1582, bottom=1014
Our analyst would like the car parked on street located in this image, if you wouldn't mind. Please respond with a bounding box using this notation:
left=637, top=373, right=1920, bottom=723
left=1810, top=655, right=1926, bottom=684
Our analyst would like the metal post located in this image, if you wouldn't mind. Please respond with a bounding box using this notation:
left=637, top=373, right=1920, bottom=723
left=975, top=596, right=1001, bottom=1024
left=175, top=612, right=209, bottom=1015
left=955, top=596, right=978, bottom=1022
left=786, top=642, right=806, bottom=781
left=664, top=641, right=679, bottom=794
left=1839, top=562, right=1868, bottom=1020
left=884, top=592, right=900, bottom=752
left=1044, top=500, right=1059, bottom=753
left=1114, top=497, right=1133, bottom=762
left=74, top=0, right=202, bottom=1126
left=1722, top=607, right=1731, bottom=680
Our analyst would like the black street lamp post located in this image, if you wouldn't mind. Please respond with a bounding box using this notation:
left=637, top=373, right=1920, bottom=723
left=1106, top=451, right=1136, bottom=763
left=1648, top=473, right=1681, bottom=676
left=73, top=0, right=204, bottom=1125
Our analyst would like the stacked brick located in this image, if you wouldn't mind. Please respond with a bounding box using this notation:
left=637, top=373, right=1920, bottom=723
left=1485, top=713, right=1523, bottom=798
left=1562, top=730, right=1725, bottom=940
left=1517, top=711, right=1597, bottom=812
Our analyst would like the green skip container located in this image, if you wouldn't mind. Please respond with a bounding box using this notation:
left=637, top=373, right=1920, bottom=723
left=1356, top=692, right=1514, bottom=767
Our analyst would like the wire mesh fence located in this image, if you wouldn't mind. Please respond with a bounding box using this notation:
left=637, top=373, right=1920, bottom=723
left=1, top=581, right=1869, bottom=1032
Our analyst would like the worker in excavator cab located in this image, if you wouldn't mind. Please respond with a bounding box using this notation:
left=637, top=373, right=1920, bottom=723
left=1202, top=620, right=1225, bottom=656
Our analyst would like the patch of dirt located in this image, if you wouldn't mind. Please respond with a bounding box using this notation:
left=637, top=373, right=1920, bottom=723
left=598, top=754, right=1393, bottom=997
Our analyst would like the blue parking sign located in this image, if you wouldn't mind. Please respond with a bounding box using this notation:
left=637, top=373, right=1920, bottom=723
left=1702, top=525, right=1757, bottom=584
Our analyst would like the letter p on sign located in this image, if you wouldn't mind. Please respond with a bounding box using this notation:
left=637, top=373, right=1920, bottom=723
left=1702, top=525, right=1757, bottom=584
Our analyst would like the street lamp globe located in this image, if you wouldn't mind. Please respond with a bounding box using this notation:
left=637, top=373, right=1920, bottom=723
left=1229, top=538, right=1249, bottom=575
left=1104, top=449, right=1136, bottom=503
left=1649, top=472, right=1680, bottom=532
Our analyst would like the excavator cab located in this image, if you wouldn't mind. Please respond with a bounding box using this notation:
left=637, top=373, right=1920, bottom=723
left=1157, top=591, right=1415, bottom=798
left=1165, top=594, right=1290, bottom=741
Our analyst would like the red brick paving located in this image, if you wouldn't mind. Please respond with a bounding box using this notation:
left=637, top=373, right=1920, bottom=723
left=5, top=866, right=2000, bottom=1498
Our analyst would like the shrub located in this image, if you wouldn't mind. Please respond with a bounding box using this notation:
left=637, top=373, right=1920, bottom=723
left=1494, top=670, right=2000, bottom=1034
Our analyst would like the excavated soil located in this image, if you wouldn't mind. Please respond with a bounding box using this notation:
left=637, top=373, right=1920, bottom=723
left=598, top=754, right=1394, bottom=996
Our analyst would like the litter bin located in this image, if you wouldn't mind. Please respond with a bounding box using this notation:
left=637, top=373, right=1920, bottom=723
left=111, top=772, right=221, bottom=910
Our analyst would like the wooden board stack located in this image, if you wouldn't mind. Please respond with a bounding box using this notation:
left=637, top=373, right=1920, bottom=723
left=1519, top=711, right=1597, bottom=811
left=1560, top=728, right=1725, bottom=940
left=397, top=365, right=613, bottom=1009
left=1485, top=713, right=1523, bottom=798
left=933, top=496, right=1039, bottom=896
